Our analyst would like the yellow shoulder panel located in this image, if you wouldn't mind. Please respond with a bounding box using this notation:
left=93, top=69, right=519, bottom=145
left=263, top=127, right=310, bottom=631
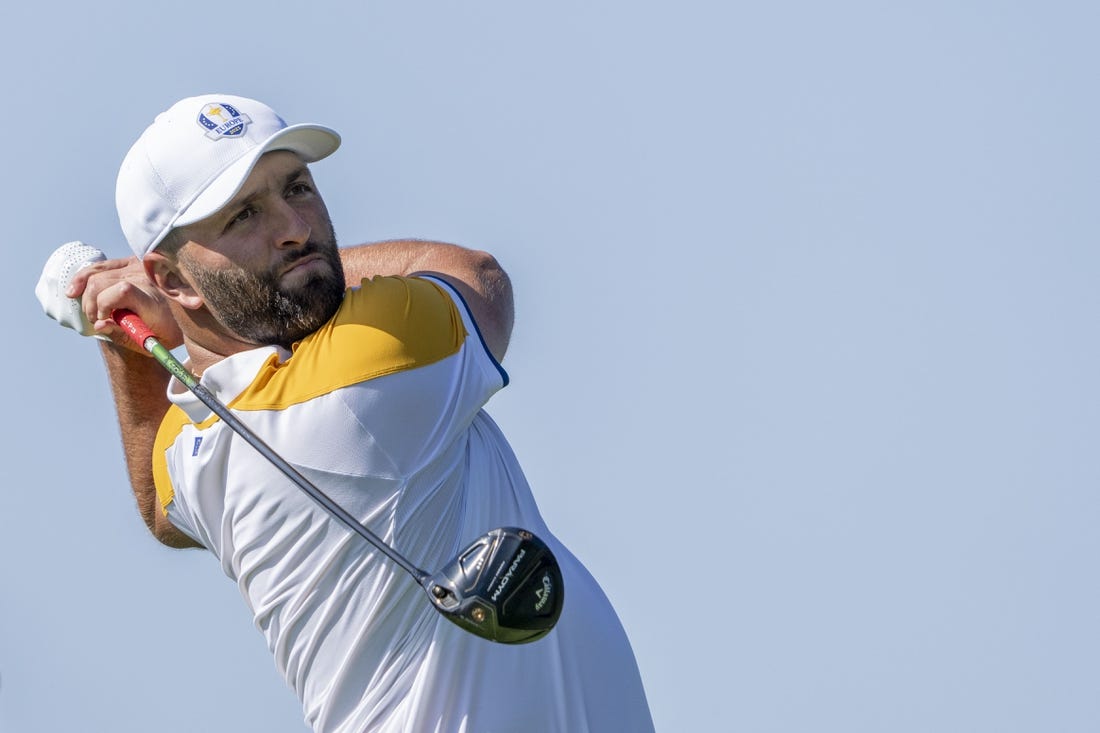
left=232, top=276, right=467, bottom=411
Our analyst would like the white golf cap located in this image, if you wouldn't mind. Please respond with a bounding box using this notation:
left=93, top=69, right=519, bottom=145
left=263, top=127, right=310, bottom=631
left=116, top=94, right=341, bottom=258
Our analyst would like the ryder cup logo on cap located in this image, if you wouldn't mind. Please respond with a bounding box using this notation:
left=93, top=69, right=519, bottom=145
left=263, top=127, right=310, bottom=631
left=198, top=102, right=251, bottom=139
left=115, top=93, right=341, bottom=259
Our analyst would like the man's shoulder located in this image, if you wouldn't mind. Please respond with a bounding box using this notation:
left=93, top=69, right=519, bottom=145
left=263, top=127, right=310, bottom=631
left=334, top=275, right=467, bottom=353
left=226, top=277, right=469, bottom=410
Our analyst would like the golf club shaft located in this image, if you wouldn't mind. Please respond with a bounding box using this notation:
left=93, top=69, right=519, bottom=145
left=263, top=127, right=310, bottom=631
left=112, top=309, right=430, bottom=584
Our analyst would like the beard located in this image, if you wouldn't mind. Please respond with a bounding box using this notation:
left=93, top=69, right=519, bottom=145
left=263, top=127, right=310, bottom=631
left=183, top=235, right=347, bottom=348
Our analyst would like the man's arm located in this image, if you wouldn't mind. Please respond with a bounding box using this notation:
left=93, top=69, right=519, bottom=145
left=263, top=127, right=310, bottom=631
left=100, top=342, right=202, bottom=548
left=339, top=240, right=515, bottom=362
left=67, top=256, right=200, bottom=549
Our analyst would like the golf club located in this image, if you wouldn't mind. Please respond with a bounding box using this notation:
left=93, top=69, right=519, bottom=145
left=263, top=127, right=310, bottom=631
left=112, top=308, right=563, bottom=644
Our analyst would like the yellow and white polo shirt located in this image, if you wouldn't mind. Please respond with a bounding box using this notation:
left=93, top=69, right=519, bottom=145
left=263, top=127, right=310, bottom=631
left=152, top=275, right=654, bottom=733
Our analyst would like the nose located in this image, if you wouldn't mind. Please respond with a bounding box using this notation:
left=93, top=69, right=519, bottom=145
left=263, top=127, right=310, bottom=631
left=274, top=199, right=311, bottom=249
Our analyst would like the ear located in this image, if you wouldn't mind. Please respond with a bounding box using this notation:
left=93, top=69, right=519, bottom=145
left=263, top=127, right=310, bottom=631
left=144, top=251, right=204, bottom=310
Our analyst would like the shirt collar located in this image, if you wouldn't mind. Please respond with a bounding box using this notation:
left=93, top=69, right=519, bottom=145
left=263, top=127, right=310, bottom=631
left=166, top=344, right=292, bottom=422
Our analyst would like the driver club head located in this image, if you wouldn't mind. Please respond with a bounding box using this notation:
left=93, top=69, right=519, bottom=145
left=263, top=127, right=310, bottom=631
left=424, top=527, right=564, bottom=644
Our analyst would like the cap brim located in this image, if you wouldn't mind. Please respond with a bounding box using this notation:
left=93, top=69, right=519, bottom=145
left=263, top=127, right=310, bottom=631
left=173, top=123, right=341, bottom=231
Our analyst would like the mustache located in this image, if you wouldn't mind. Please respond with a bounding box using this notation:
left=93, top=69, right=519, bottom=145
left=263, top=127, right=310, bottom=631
left=273, top=239, right=344, bottom=279
left=279, top=241, right=323, bottom=268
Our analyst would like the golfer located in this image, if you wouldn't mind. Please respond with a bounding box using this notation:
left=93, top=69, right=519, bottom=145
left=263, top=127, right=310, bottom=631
left=37, top=94, right=654, bottom=732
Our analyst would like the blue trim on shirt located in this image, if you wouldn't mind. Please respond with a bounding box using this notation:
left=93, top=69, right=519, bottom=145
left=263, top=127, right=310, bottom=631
left=422, top=276, right=510, bottom=387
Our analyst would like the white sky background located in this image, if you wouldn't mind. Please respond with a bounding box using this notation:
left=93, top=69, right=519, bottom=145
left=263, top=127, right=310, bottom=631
left=2, top=2, right=1098, bottom=731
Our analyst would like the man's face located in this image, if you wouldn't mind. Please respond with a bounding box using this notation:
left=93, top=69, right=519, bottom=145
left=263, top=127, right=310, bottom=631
left=174, top=151, right=346, bottom=347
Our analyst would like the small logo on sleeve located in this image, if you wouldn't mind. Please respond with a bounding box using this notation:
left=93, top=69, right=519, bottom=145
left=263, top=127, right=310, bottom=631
left=192, top=437, right=203, bottom=456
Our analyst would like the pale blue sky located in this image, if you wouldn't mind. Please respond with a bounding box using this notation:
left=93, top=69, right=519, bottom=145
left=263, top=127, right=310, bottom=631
left=3, top=2, right=1098, bottom=731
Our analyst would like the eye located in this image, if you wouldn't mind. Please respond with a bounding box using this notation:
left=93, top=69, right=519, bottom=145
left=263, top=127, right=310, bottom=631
left=226, top=205, right=257, bottom=230
left=287, top=181, right=313, bottom=197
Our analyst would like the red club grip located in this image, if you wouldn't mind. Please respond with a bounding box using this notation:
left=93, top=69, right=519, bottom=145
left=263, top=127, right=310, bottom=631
left=112, top=309, right=157, bottom=349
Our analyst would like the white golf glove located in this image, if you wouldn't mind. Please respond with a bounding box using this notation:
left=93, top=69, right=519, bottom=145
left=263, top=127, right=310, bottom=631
left=35, top=241, right=107, bottom=337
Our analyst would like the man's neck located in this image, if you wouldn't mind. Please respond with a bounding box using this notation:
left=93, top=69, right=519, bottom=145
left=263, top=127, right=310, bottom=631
left=182, top=333, right=268, bottom=379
